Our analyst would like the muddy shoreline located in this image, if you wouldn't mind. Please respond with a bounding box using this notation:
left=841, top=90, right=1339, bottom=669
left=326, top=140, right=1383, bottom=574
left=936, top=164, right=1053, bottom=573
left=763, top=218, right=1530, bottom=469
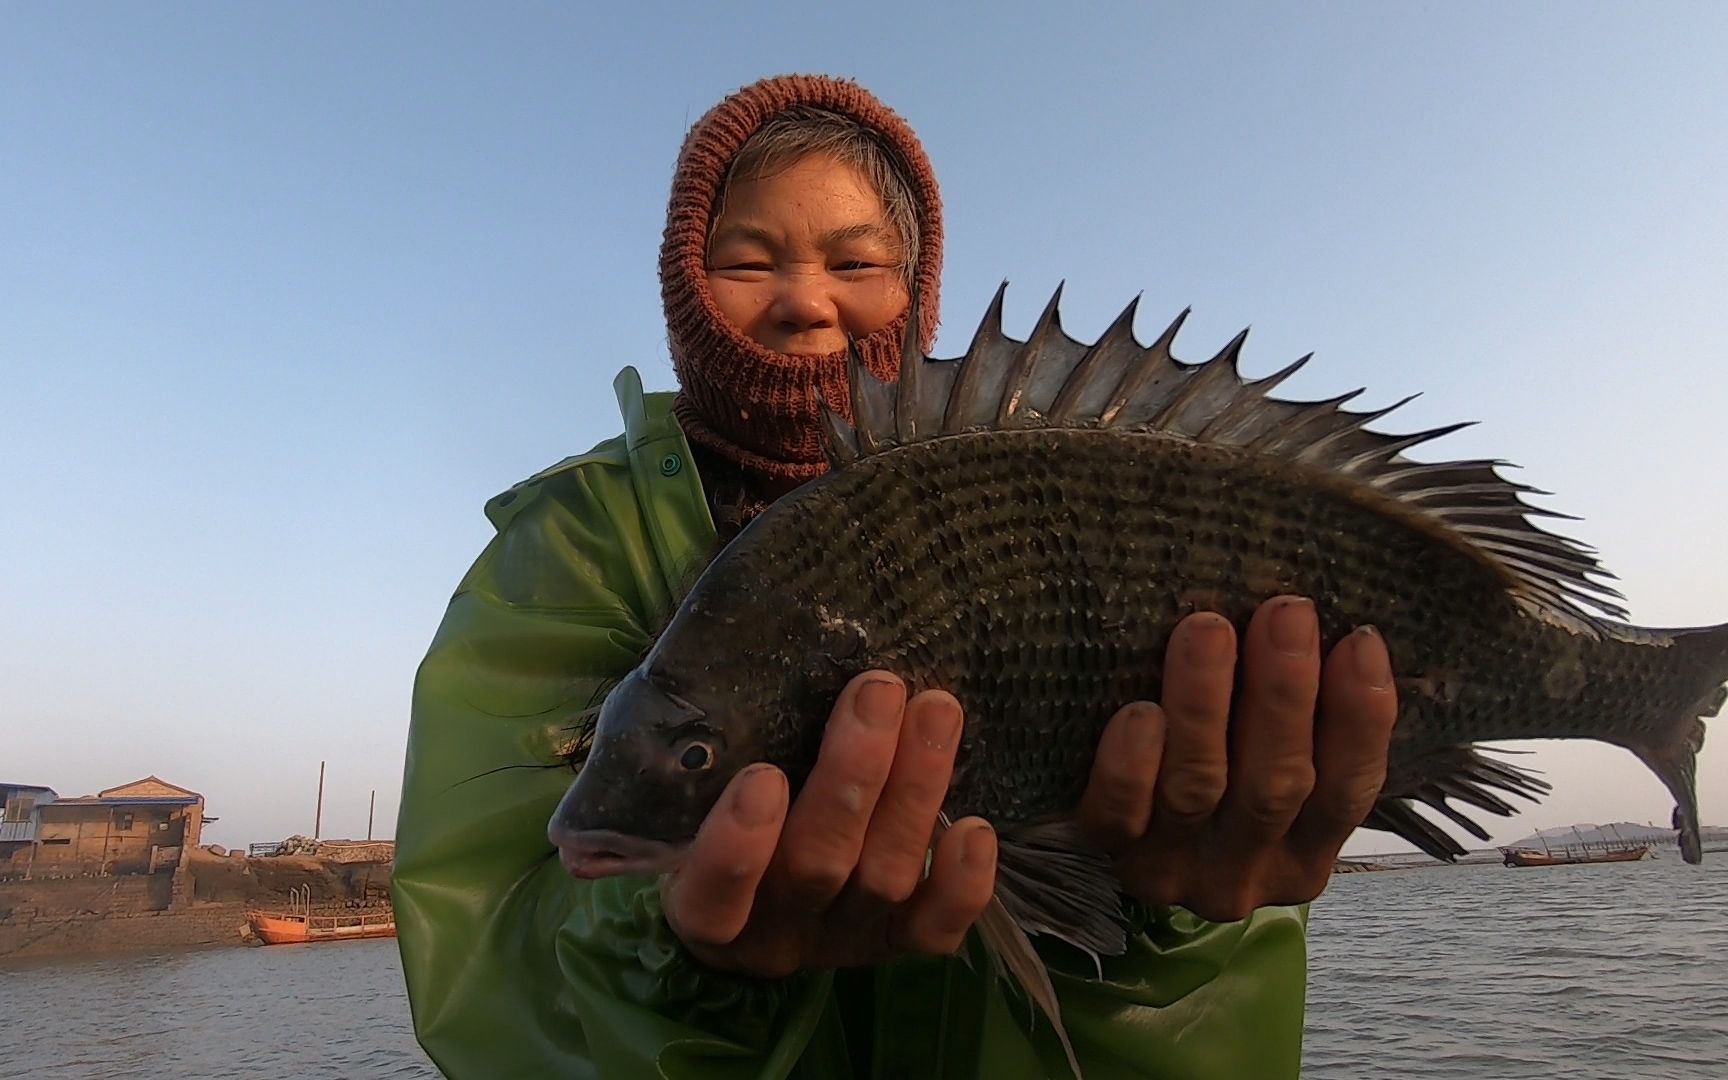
left=0, top=849, right=391, bottom=961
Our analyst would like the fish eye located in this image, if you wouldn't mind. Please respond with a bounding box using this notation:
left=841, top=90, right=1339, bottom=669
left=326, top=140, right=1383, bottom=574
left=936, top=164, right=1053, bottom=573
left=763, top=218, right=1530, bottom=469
left=677, top=741, right=715, bottom=771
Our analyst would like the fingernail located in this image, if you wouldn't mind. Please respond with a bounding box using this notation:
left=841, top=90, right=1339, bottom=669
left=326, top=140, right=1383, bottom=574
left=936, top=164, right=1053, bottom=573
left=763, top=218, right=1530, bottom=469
left=1268, top=596, right=1316, bottom=656
left=731, top=766, right=786, bottom=827
left=1352, top=625, right=1392, bottom=689
left=856, top=677, right=905, bottom=729
left=916, top=696, right=963, bottom=751
left=1181, top=612, right=1232, bottom=665
left=961, top=822, right=996, bottom=867
left=1123, top=702, right=1164, bottom=753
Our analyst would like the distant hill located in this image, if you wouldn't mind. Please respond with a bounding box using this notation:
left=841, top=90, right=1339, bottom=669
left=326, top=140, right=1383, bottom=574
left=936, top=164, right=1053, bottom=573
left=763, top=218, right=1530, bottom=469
left=1349, top=821, right=1728, bottom=865
left=1503, top=821, right=1728, bottom=849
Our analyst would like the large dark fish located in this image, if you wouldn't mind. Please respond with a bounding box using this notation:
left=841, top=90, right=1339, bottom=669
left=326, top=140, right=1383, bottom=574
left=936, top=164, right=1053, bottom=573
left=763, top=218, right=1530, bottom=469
left=550, top=286, right=1726, bottom=1074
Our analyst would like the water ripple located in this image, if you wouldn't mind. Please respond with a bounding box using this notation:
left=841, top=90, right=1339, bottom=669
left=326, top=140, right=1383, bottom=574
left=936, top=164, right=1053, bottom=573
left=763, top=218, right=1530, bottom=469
left=2, top=858, right=1724, bottom=1077
left=1307, top=858, right=1728, bottom=1079
left=0, top=939, right=436, bottom=1080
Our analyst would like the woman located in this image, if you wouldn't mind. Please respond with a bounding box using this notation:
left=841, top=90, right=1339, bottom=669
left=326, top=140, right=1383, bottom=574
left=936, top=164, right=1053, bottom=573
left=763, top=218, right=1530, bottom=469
left=395, top=74, right=1396, bottom=1079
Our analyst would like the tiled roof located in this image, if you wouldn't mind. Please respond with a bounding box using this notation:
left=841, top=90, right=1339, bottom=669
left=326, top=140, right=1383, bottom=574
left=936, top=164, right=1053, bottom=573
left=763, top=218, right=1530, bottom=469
left=47, top=795, right=200, bottom=807
left=98, top=775, right=203, bottom=801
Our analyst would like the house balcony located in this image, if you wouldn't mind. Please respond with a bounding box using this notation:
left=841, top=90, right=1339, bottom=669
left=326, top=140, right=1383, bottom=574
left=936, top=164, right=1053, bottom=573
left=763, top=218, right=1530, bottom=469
left=0, top=820, right=37, bottom=843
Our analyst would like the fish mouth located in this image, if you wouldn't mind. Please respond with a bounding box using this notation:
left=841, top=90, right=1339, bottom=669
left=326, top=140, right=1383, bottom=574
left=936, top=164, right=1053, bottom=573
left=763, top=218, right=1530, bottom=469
left=549, top=825, right=687, bottom=880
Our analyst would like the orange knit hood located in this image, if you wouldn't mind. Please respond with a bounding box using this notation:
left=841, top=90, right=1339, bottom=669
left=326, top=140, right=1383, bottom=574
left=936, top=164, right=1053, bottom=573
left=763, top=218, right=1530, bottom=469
left=660, top=74, right=943, bottom=484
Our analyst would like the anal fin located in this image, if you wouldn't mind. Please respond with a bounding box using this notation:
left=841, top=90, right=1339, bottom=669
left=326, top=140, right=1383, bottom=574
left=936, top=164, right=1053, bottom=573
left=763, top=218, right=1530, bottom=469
left=994, top=818, right=1131, bottom=964
left=976, top=896, right=1085, bottom=1080
left=1368, top=744, right=1550, bottom=861
left=942, top=814, right=1128, bottom=1080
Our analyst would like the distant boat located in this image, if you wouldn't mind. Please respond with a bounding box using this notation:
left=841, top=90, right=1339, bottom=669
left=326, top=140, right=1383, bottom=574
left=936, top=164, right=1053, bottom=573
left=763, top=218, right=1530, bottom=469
left=1500, top=844, right=1649, bottom=868
left=1501, top=824, right=1651, bottom=867
left=247, top=885, right=395, bottom=945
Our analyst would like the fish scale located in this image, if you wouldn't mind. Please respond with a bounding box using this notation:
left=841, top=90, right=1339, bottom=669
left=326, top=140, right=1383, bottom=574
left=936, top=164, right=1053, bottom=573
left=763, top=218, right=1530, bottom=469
left=716, top=427, right=1574, bottom=827
left=549, top=286, right=1727, bottom=1079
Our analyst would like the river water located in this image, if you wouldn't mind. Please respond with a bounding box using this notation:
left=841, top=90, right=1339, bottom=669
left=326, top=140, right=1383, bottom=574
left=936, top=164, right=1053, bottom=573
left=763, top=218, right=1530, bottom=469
left=1, top=858, right=1722, bottom=1078
left=1305, top=856, right=1727, bottom=1079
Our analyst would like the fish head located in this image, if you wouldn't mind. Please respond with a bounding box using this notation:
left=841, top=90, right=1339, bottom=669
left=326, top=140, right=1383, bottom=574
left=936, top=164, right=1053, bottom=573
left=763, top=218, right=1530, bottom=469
left=548, top=665, right=758, bottom=880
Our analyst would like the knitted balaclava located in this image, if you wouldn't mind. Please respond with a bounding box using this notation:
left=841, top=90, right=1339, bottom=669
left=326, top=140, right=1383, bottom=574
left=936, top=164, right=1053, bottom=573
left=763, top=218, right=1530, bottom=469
left=661, top=75, right=943, bottom=484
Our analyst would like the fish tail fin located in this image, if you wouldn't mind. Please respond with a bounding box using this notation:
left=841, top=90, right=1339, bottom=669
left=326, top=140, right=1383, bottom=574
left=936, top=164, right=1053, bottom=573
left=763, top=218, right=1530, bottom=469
left=1626, top=715, right=1707, bottom=864
left=1626, top=622, right=1727, bottom=864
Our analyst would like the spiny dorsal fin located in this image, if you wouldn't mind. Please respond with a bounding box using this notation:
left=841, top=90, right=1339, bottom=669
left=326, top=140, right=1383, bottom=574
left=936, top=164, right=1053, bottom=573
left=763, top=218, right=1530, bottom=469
left=818, top=285, right=1627, bottom=635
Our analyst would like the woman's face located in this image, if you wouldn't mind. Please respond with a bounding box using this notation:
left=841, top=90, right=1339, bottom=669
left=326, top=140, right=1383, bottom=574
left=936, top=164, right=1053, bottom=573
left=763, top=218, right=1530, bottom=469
left=705, top=152, right=911, bottom=355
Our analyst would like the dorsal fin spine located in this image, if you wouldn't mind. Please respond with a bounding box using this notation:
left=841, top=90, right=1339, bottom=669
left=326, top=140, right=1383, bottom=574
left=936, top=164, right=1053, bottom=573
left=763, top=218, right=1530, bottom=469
left=894, top=294, right=926, bottom=444
left=1048, top=291, right=1136, bottom=423
left=847, top=341, right=887, bottom=454
left=1337, top=421, right=1478, bottom=473
left=819, top=402, right=860, bottom=468
left=1196, top=352, right=1312, bottom=441
left=820, top=287, right=1624, bottom=629
left=941, top=283, right=1010, bottom=434
left=1292, top=393, right=1420, bottom=464
left=995, top=285, right=1063, bottom=427
left=1146, top=327, right=1249, bottom=430
left=1242, top=387, right=1367, bottom=452
left=1099, top=306, right=1187, bottom=427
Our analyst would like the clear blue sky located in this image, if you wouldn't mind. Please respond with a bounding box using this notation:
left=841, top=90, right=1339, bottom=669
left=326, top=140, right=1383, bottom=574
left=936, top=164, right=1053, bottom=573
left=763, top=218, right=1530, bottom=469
left=4, top=5, right=1725, bottom=854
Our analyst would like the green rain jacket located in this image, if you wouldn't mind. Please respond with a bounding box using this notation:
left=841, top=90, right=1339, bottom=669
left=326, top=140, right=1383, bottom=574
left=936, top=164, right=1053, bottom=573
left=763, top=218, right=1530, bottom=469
left=395, top=368, right=1311, bottom=1080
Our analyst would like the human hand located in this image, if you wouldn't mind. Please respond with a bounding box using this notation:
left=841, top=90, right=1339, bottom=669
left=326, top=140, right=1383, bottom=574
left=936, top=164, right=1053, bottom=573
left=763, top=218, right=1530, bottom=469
left=661, top=671, right=998, bottom=977
left=1077, top=596, right=1397, bottom=922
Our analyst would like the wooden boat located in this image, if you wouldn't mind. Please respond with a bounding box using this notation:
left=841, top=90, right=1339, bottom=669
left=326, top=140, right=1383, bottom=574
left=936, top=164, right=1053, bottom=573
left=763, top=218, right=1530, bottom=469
left=247, top=885, right=395, bottom=944
left=1500, top=844, right=1649, bottom=868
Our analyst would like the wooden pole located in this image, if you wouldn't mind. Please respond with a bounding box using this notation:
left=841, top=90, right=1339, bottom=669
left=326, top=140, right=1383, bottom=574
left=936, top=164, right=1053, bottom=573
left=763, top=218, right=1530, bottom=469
left=315, top=760, right=325, bottom=840
left=367, top=790, right=375, bottom=842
